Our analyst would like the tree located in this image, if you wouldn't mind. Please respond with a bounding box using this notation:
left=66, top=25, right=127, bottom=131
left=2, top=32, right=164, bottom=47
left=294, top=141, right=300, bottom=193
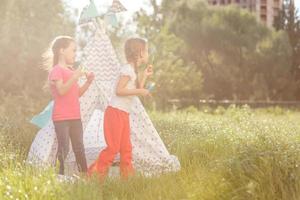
left=162, top=0, right=294, bottom=100
left=274, top=0, right=300, bottom=98
left=0, top=0, right=75, bottom=100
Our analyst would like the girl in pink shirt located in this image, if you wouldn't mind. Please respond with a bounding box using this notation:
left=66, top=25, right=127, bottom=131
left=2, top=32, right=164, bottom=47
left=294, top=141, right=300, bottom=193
left=46, top=36, right=94, bottom=175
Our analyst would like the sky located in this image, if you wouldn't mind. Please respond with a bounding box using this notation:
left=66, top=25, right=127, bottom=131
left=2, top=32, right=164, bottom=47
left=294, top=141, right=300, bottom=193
left=296, top=0, right=300, bottom=11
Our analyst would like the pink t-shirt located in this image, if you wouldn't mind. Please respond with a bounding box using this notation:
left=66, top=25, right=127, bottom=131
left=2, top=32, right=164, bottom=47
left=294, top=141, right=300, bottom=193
left=49, top=65, right=81, bottom=121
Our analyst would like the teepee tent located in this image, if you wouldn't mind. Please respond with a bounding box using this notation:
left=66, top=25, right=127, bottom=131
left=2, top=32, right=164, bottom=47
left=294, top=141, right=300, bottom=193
left=27, top=0, right=180, bottom=176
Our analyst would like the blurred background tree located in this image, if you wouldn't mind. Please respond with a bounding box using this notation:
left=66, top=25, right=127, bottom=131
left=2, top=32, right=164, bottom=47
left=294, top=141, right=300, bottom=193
left=0, top=0, right=75, bottom=149
left=274, top=0, right=300, bottom=98
left=138, top=0, right=296, bottom=101
left=0, top=0, right=75, bottom=116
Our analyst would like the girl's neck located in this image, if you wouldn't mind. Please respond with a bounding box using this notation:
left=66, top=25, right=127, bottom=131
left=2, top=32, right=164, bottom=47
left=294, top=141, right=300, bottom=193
left=58, top=58, right=68, bottom=68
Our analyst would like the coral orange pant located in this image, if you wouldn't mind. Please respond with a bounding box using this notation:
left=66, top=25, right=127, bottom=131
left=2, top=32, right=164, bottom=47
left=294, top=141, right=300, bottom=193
left=88, top=106, right=134, bottom=178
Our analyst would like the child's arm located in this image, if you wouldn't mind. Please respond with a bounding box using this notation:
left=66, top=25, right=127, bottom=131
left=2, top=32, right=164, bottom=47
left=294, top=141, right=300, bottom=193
left=116, top=76, right=150, bottom=97
left=79, top=72, right=94, bottom=97
left=138, top=65, right=153, bottom=89
left=139, top=76, right=147, bottom=89
left=52, top=68, right=83, bottom=96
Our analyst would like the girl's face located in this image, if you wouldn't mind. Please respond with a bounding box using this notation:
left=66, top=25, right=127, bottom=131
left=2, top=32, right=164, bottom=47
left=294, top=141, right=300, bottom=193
left=140, top=44, right=149, bottom=64
left=61, top=41, right=76, bottom=65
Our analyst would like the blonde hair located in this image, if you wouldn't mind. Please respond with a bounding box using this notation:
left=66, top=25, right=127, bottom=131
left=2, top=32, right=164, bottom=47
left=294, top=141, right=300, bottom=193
left=124, top=38, right=147, bottom=87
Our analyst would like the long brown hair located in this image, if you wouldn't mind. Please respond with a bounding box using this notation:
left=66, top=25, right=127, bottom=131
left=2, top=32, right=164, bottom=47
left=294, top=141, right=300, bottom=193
left=124, top=38, right=147, bottom=88
left=43, top=36, right=74, bottom=72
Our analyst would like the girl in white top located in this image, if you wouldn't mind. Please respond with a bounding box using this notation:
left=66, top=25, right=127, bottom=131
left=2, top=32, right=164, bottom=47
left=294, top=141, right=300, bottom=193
left=88, top=38, right=153, bottom=179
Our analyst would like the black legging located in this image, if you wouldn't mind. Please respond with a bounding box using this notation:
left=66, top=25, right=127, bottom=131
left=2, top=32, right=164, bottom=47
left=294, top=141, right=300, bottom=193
left=53, top=119, right=87, bottom=175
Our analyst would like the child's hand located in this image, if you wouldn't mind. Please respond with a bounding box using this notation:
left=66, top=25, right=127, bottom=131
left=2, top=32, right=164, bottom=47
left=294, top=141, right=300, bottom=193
left=144, top=65, right=153, bottom=77
left=86, top=72, right=95, bottom=84
left=139, top=89, right=151, bottom=97
left=74, top=68, right=85, bottom=79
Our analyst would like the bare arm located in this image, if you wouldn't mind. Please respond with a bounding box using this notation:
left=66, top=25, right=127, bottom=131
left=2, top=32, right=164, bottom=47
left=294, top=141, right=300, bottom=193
left=79, top=72, right=95, bottom=97
left=139, top=75, right=147, bottom=89
left=116, top=76, right=149, bottom=97
left=139, top=65, right=153, bottom=89
left=79, top=81, right=92, bottom=97
left=52, top=76, right=79, bottom=96
left=51, top=68, right=83, bottom=96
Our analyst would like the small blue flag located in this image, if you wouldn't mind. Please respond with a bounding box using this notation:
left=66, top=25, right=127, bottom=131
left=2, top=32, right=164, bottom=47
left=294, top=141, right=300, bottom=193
left=30, top=101, right=54, bottom=129
left=79, top=0, right=101, bottom=25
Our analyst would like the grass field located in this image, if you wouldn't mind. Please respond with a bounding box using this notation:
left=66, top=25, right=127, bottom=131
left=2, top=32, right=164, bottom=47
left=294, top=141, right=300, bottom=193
left=0, top=106, right=300, bottom=200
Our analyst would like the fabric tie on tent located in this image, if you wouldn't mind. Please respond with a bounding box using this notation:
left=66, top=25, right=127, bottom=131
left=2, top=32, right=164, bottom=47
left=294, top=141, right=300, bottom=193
left=109, top=0, right=127, bottom=13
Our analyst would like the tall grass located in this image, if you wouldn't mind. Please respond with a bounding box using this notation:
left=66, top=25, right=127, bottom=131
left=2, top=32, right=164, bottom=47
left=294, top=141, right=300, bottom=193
left=0, top=105, right=299, bottom=199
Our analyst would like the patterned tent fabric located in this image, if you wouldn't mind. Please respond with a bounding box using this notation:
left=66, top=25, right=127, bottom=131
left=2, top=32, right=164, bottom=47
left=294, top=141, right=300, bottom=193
left=27, top=4, right=180, bottom=177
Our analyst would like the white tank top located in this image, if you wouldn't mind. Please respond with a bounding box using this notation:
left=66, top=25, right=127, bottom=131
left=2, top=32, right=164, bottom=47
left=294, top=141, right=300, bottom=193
left=109, top=64, right=137, bottom=113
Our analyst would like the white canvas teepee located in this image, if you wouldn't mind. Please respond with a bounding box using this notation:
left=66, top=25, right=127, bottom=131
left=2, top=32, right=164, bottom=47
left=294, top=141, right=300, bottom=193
left=27, top=1, right=180, bottom=176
